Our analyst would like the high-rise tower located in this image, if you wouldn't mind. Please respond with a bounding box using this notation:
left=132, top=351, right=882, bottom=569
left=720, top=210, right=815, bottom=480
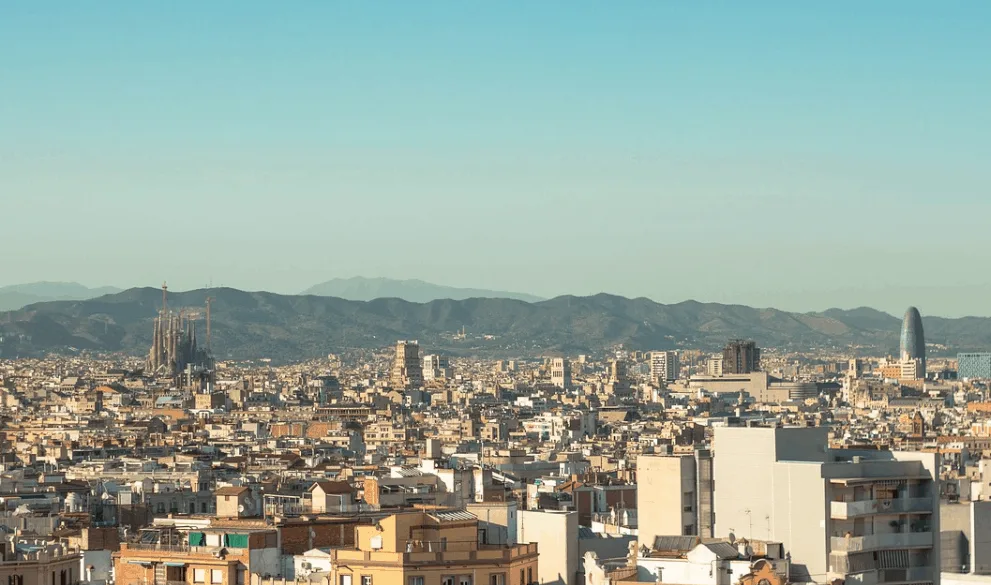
left=900, top=306, right=926, bottom=378
left=391, top=340, right=423, bottom=388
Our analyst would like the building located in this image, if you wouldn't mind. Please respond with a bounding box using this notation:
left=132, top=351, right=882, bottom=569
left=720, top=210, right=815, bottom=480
left=518, top=510, right=578, bottom=585
left=423, top=354, right=453, bottom=381
left=713, top=426, right=940, bottom=584
left=636, top=453, right=714, bottom=540
left=551, top=358, right=572, bottom=390
left=391, top=341, right=424, bottom=388
left=901, top=358, right=924, bottom=381
left=329, top=511, right=538, bottom=585
left=608, top=361, right=627, bottom=384
left=0, top=538, right=81, bottom=585
left=958, top=353, right=991, bottom=381
left=722, top=340, right=760, bottom=374
left=901, top=307, right=927, bottom=379
left=706, top=357, right=724, bottom=377
left=649, top=352, right=679, bottom=383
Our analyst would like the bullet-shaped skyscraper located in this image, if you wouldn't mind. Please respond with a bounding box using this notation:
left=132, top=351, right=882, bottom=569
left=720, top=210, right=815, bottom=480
left=900, top=306, right=926, bottom=378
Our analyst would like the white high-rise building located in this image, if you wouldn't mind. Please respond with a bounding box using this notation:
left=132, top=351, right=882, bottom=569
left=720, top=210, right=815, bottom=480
left=650, top=351, right=680, bottom=382
left=422, top=354, right=452, bottom=380
left=713, top=426, right=940, bottom=584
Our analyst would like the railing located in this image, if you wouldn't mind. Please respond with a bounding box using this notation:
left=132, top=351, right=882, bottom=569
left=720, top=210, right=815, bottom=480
left=841, top=567, right=933, bottom=585
left=830, top=498, right=933, bottom=518
left=830, top=532, right=933, bottom=552
left=331, top=542, right=538, bottom=565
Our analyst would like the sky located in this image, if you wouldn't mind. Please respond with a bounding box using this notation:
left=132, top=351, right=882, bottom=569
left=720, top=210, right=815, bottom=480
left=1, top=2, right=989, bottom=317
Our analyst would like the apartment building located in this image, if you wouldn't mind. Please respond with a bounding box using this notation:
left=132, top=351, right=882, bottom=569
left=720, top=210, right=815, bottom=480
left=0, top=538, right=80, bottom=585
left=714, top=426, right=940, bottom=585
left=636, top=451, right=713, bottom=541
left=328, top=511, right=539, bottom=585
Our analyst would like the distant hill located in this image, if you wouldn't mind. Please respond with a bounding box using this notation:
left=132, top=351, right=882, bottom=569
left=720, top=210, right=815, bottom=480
left=1, top=287, right=984, bottom=363
left=301, top=277, right=544, bottom=303
left=0, top=282, right=122, bottom=311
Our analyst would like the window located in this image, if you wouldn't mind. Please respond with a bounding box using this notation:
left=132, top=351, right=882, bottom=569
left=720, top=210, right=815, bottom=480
left=194, top=570, right=207, bottom=583
left=478, top=529, right=487, bottom=544
left=361, top=577, right=373, bottom=585
left=211, top=570, right=223, bottom=584
left=490, top=574, right=505, bottom=585
left=684, top=525, right=695, bottom=535
left=683, top=505, right=693, bottom=512
left=443, top=577, right=455, bottom=585
left=527, top=569, right=532, bottom=585
left=459, top=577, right=472, bottom=585
left=341, top=577, right=352, bottom=585
left=520, top=570, right=525, bottom=585
left=408, top=578, right=425, bottom=585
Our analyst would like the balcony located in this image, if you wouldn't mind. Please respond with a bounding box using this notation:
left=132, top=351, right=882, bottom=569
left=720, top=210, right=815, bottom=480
left=841, top=567, right=933, bottom=585
left=830, top=498, right=933, bottom=519
left=830, top=532, right=933, bottom=553
left=331, top=542, right=538, bottom=566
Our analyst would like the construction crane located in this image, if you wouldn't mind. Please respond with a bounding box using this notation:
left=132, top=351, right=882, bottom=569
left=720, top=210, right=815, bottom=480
left=205, top=296, right=213, bottom=350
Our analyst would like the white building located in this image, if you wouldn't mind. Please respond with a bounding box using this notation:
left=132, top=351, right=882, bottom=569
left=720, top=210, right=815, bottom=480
left=422, top=354, right=452, bottom=380
left=713, top=426, right=940, bottom=585
left=650, top=351, right=680, bottom=382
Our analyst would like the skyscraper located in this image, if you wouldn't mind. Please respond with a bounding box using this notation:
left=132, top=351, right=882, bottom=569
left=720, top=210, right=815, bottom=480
left=722, top=340, right=760, bottom=374
left=900, top=306, right=926, bottom=378
left=391, top=340, right=423, bottom=388
left=649, top=351, right=679, bottom=382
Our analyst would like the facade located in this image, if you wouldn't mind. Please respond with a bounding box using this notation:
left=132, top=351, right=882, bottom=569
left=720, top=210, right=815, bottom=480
left=329, top=511, right=538, bottom=585
left=636, top=455, right=697, bottom=539
left=551, top=358, right=572, bottom=390
left=713, top=426, right=940, bottom=585
left=722, top=341, right=760, bottom=374
left=900, top=307, right=927, bottom=379
left=0, top=539, right=80, bottom=585
left=649, top=352, right=679, bottom=383
left=958, top=353, right=991, bottom=381
left=518, top=510, right=578, bottom=585
left=391, top=341, right=424, bottom=388
left=423, top=355, right=453, bottom=381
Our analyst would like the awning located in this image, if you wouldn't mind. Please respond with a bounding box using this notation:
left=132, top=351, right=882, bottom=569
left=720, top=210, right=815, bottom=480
left=127, top=562, right=153, bottom=567
left=164, top=563, right=187, bottom=568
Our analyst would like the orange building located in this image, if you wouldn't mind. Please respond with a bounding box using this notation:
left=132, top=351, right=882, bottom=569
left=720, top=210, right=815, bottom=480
left=329, top=511, right=538, bottom=585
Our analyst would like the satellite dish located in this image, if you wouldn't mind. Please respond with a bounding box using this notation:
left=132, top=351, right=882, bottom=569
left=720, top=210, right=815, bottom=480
left=238, top=504, right=245, bottom=513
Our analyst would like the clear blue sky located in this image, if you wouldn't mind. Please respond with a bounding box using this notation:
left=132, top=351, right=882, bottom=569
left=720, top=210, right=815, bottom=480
left=2, top=2, right=989, bottom=316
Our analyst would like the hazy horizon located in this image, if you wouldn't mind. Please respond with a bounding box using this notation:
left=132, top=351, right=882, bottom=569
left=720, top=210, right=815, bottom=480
left=3, top=2, right=989, bottom=318
left=1, top=276, right=983, bottom=320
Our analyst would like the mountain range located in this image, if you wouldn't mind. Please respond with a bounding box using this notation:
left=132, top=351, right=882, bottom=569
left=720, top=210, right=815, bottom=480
left=300, top=277, right=544, bottom=303
left=0, top=282, right=122, bottom=312
left=1, top=287, right=987, bottom=363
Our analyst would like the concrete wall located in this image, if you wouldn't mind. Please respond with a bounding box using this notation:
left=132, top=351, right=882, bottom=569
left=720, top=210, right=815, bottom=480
left=519, top=510, right=578, bottom=585
left=637, top=455, right=696, bottom=544
left=468, top=501, right=519, bottom=546
left=972, top=502, right=991, bottom=574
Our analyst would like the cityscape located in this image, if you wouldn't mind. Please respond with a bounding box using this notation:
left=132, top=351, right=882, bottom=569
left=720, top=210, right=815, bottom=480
left=3, top=5, right=990, bottom=585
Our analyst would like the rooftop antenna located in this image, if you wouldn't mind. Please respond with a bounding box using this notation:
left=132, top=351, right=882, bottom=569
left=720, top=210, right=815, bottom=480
left=162, top=281, right=169, bottom=314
